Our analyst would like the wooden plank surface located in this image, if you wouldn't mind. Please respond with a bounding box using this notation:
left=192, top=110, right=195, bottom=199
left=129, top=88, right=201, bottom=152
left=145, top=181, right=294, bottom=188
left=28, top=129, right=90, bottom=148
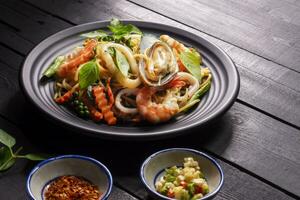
left=0, top=0, right=299, bottom=199
left=22, top=0, right=300, bottom=128
left=116, top=159, right=295, bottom=200
left=0, top=116, right=138, bottom=200
left=0, top=0, right=299, bottom=196
left=130, top=0, right=300, bottom=72
left=0, top=41, right=299, bottom=198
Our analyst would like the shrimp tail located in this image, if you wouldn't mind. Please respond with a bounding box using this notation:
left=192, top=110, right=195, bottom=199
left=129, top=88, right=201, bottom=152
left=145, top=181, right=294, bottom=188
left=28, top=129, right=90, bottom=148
left=57, top=39, right=97, bottom=80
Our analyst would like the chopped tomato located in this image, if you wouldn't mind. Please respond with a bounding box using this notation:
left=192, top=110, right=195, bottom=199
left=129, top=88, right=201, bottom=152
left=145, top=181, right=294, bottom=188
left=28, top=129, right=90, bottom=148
left=195, top=185, right=203, bottom=194
left=167, top=189, right=175, bottom=198
left=180, top=181, right=187, bottom=189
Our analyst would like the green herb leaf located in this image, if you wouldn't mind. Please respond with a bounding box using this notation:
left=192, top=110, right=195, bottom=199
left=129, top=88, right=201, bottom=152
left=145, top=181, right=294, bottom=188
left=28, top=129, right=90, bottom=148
left=0, top=146, right=15, bottom=171
left=43, top=56, right=65, bottom=78
left=0, top=129, right=16, bottom=148
left=78, top=61, right=100, bottom=90
left=0, top=146, right=11, bottom=165
left=115, top=49, right=130, bottom=77
left=21, top=153, right=48, bottom=161
left=179, top=48, right=202, bottom=81
left=80, top=30, right=108, bottom=39
left=108, top=18, right=142, bottom=36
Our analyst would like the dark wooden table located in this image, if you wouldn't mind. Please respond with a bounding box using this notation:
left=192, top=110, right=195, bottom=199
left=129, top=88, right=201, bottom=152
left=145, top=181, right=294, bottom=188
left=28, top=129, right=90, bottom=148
left=0, top=0, right=299, bottom=199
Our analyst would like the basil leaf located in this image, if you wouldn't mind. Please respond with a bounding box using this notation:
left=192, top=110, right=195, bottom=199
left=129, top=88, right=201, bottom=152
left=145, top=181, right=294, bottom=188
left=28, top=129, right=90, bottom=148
left=115, top=49, right=130, bottom=77
left=80, top=30, right=108, bottom=39
left=108, top=18, right=142, bottom=36
left=78, top=61, right=100, bottom=90
left=43, top=56, right=65, bottom=78
left=0, top=147, right=11, bottom=164
left=0, top=129, right=16, bottom=148
left=0, top=146, right=15, bottom=171
left=179, top=49, right=202, bottom=81
left=22, top=153, right=48, bottom=161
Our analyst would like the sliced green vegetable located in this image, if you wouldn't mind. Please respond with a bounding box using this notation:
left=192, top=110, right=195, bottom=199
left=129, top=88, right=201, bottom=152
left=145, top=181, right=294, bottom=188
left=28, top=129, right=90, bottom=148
left=78, top=60, right=100, bottom=90
left=80, top=30, right=108, bottom=38
left=187, top=182, right=196, bottom=195
left=108, top=18, right=142, bottom=36
left=178, top=79, right=211, bottom=113
left=43, top=56, right=64, bottom=78
left=0, top=129, right=16, bottom=148
left=179, top=48, right=202, bottom=81
left=115, top=49, right=130, bottom=77
left=178, top=99, right=200, bottom=113
left=190, top=79, right=211, bottom=102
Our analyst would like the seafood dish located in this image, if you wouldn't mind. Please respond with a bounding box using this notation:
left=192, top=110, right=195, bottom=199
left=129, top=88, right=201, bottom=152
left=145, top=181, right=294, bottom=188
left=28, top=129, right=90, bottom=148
left=43, top=19, right=212, bottom=125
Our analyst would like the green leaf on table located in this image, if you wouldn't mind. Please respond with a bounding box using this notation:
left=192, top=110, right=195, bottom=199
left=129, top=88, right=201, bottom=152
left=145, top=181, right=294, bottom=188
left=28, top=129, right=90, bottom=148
left=78, top=60, right=100, bottom=90
left=108, top=18, right=142, bottom=36
left=80, top=30, right=108, bottom=39
left=115, top=49, right=130, bottom=77
left=179, top=48, right=202, bottom=81
left=43, top=56, right=65, bottom=78
left=0, top=129, right=16, bottom=148
left=22, top=153, right=49, bottom=161
left=0, top=146, right=15, bottom=171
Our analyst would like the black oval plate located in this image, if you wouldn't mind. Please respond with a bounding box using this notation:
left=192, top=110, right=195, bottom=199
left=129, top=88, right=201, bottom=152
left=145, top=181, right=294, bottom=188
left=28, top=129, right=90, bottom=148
left=20, top=20, right=239, bottom=140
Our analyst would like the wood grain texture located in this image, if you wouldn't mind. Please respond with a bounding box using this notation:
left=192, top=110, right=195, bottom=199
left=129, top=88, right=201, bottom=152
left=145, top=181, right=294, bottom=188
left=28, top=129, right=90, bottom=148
left=116, top=159, right=295, bottom=200
left=0, top=0, right=299, bottom=197
left=131, top=0, right=300, bottom=72
left=21, top=0, right=300, bottom=127
left=0, top=117, right=138, bottom=200
left=1, top=42, right=299, bottom=196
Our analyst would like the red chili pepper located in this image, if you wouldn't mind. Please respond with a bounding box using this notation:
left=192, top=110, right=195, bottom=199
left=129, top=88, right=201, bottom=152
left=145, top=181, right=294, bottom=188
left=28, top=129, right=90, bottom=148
left=167, top=189, right=175, bottom=198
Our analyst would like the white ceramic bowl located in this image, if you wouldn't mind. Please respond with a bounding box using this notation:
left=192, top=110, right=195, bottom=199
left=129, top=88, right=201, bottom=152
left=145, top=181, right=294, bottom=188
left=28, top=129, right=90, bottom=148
left=26, top=155, right=113, bottom=200
left=140, top=148, right=224, bottom=200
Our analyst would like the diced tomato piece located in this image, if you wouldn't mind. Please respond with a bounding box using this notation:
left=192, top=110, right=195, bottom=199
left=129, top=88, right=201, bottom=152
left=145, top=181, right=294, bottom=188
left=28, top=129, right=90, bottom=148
left=195, top=185, right=203, bottom=194
left=180, top=181, right=187, bottom=189
left=167, top=189, right=175, bottom=198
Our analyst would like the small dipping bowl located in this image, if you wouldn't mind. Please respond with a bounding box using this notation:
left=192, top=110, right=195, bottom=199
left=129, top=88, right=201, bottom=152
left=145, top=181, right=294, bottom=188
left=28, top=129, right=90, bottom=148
left=140, top=148, right=224, bottom=200
left=26, top=155, right=113, bottom=200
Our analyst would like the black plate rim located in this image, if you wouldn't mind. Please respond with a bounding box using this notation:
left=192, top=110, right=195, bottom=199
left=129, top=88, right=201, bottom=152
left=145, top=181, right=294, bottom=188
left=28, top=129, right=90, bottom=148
left=20, top=20, right=240, bottom=140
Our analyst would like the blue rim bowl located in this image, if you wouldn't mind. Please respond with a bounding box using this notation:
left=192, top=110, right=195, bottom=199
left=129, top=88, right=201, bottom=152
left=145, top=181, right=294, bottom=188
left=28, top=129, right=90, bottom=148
left=26, top=155, right=113, bottom=200
left=140, top=148, right=224, bottom=200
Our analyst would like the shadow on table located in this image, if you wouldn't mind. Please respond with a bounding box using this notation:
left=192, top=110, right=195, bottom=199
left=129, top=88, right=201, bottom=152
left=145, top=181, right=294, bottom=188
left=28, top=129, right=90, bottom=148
left=2, top=92, right=234, bottom=197
left=16, top=102, right=232, bottom=169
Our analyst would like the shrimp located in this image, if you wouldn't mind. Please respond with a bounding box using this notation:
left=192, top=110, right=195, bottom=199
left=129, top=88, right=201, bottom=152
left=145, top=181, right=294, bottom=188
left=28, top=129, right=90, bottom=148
left=136, top=87, right=179, bottom=123
left=160, top=35, right=186, bottom=53
left=57, top=39, right=97, bottom=80
left=93, top=86, right=117, bottom=125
